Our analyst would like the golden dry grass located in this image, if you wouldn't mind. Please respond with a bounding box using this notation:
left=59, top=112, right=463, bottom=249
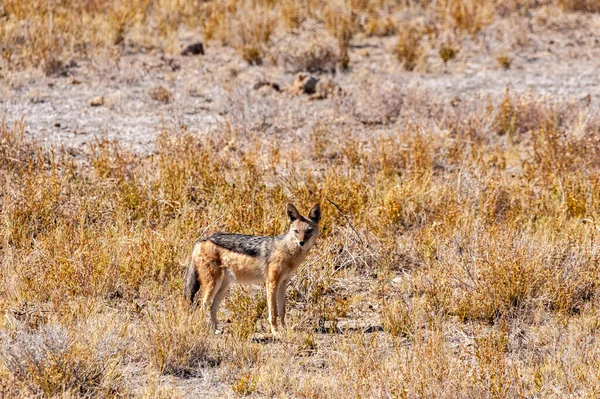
left=2, top=87, right=600, bottom=396
left=2, top=0, right=600, bottom=397
left=1, top=0, right=593, bottom=74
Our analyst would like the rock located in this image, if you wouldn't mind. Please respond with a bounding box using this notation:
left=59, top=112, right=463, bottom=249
left=290, top=73, right=319, bottom=95
left=89, top=96, right=104, bottom=107
left=181, top=42, right=204, bottom=56
left=253, top=81, right=281, bottom=92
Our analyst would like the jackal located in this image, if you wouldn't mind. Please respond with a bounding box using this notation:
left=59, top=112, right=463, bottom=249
left=184, top=203, right=321, bottom=336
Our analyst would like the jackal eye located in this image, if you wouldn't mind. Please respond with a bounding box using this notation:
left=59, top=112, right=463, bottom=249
left=293, top=229, right=299, bottom=234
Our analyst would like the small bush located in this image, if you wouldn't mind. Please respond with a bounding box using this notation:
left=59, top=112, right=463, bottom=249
left=441, top=0, right=495, bottom=34
left=395, top=27, right=424, bottom=71
left=324, top=2, right=357, bottom=70
left=238, top=45, right=264, bottom=65
left=381, top=298, right=414, bottom=338
left=364, top=15, right=397, bottom=37
left=226, top=288, right=267, bottom=340
left=234, top=7, right=275, bottom=66
left=559, top=0, right=600, bottom=12
left=232, top=371, right=258, bottom=397
left=497, top=54, right=512, bottom=70
left=0, top=323, right=126, bottom=397
left=277, top=41, right=340, bottom=74
left=439, top=43, right=458, bottom=64
left=149, top=85, right=173, bottom=104
left=144, top=300, right=217, bottom=376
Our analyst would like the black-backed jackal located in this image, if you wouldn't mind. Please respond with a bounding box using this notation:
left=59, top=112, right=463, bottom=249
left=184, top=203, right=321, bottom=336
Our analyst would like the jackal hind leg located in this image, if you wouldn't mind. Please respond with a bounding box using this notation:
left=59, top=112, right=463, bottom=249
left=210, top=275, right=231, bottom=333
left=201, top=274, right=223, bottom=331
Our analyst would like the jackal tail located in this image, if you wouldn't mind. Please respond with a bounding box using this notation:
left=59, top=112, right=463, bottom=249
left=184, top=252, right=200, bottom=305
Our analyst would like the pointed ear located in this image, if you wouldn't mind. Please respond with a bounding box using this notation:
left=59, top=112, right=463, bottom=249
left=308, top=203, right=321, bottom=223
left=287, top=203, right=300, bottom=222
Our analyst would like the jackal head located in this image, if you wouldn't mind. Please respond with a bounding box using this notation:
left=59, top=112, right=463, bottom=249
left=286, top=203, right=321, bottom=249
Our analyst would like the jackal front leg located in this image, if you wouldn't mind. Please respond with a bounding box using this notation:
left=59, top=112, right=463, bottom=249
left=277, top=278, right=289, bottom=329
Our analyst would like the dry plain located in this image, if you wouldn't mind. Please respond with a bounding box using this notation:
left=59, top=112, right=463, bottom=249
left=2, top=1, right=600, bottom=397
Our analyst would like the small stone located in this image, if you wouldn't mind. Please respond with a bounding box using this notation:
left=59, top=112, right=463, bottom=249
left=182, top=42, right=204, bottom=56
left=90, top=96, right=104, bottom=107
left=253, top=81, right=281, bottom=92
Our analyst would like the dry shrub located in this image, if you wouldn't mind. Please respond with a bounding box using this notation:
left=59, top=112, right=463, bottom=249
left=324, top=1, right=358, bottom=70
left=474, top=323, right=511, bottom=396
left=449, top=232, right=552, bottom=321
left=202, top=3, right=229, bottom=43
left=364, top=15, right=397, bottom=37
left=382, top=181, right=433, bottom=230
left=276, top=39, right=340, bottom=74
left=149, top=85, right=173, bottom=103
left=0, top=321, right=126, bottom=397
left=231, top=370, right=259, bottom=396
left=225, top=287, right=267, bottom=340
left=496, top=54, right=512, bottom=69
left=144, top=300, right=217, bottom=376
left=1, top=0, right=152, bottom=71
left=395, top=25, right=424, bottom=71
left=280, top=0, right=304, bottom=29
left=438, top=42, right=459, bottom=64
left=440, top=0, right=496, bottom=34
left=490, top=89, right=589, bottom=139
left=559, top=0, right=600, bottom=12
left=381, top=297, right=414, bottom=338
left=233, top=7, right=276, bottom=65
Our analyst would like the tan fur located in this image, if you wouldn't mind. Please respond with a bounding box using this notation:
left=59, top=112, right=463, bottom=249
left=188, top=203, right=321, bottom=337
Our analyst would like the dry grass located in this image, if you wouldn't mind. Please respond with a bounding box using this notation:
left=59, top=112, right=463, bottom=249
left=144, top=300, right=216, bottom=376
left=0, top=0, right=588, bottom=74
left=559, top=0, right=600, bottom=12
left=149, top=85, right=173, bottom=103
left=0, top=314, right=127, bottom=397
left=497, top=54, right=513, bottom=69
left=2, top=0, right=600, bottom=397
left=395, top=24, right=425, bottom=71
left=2, top=85, right=600, bottom=396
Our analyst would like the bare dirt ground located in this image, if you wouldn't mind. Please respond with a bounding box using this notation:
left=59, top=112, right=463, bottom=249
left=2, top=11, right=599, bottom=153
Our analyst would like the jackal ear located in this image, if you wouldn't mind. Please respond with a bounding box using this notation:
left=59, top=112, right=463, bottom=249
left=308, top=203, right=321, bottom=223
left=287, top=203, right=301, bottom=222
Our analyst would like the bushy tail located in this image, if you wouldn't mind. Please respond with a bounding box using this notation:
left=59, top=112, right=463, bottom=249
left=184, top=251, right=200, bottom=305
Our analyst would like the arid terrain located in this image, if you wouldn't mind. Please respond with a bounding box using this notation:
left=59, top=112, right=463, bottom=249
left=2, top=0, right=600, bottom=398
